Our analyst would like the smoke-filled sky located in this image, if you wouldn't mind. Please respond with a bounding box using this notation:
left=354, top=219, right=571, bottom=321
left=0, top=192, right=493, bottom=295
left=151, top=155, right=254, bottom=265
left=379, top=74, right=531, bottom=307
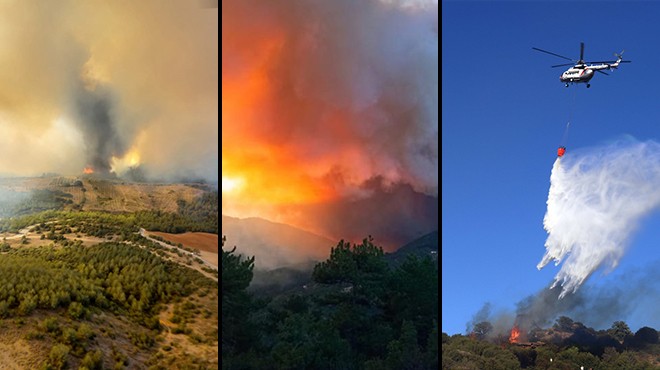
left=0, top=1, right=218, bottom=181
left=443, top=1, right=660, bottom=336
left=222, top=0, right=438, bottom=249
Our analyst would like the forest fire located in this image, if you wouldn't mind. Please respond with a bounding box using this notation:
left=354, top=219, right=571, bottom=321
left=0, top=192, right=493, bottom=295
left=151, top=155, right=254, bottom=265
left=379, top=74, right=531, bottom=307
left=83, top=167, right=94, bottom=174
left=509, top=325, right=521, bottom=344
left=221, top=0, right=438, bottom=248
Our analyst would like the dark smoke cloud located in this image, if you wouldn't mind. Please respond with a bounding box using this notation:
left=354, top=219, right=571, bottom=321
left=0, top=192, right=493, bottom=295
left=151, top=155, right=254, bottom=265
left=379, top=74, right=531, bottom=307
left=515, top=265, right=660, bottom=332
left=290, top=178, right=438, bottom=250
left=73, top=82, right=124, bottom=174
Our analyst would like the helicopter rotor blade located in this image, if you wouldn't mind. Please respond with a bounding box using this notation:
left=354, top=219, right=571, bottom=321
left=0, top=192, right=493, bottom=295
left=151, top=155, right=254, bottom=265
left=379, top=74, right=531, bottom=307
left=551, top=63, right=575, bottom=68
left=532, top=47, right=574, bottom=61
left=587, top=60, right=632, bottom=65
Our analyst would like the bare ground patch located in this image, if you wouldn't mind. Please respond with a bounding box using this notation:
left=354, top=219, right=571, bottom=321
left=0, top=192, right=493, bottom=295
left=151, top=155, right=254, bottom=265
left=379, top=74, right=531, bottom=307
left=145, top=232, right=218, bottom=254
left=145, top=231, right=218, bottom=268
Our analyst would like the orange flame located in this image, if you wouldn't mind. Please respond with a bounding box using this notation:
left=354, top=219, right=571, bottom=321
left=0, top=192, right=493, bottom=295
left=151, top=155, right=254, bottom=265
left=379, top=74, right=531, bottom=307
left=509, top=325, right=520, bottom=344
left=83, top=167, right=94, bottom=174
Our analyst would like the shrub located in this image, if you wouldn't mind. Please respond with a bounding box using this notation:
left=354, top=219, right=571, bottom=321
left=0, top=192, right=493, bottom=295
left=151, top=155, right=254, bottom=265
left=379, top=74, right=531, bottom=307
left=48, top=344, right=70, bottom=370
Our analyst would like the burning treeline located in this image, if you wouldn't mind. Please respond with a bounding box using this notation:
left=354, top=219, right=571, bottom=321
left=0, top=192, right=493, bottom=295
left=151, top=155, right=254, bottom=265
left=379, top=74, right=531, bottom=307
left=222, top=0, right=438, bottom=249
left=509, top=325, right=521, bottom=344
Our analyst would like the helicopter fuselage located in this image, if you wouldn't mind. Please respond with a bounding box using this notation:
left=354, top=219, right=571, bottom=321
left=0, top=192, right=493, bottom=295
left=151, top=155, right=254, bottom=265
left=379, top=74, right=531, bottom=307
left=560, top=66, right=594, bottom=84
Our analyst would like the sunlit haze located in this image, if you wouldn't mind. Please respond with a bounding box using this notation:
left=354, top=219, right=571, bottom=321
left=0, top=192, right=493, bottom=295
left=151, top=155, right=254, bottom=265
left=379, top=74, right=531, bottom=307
left=0, top=1, right=217, bottom=182
left=221, top=176, right=244, bottom=194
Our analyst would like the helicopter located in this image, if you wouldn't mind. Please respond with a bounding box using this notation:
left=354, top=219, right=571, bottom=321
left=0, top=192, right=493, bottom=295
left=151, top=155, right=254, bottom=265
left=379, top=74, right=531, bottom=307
left=532, top=42, right=631, bottom=88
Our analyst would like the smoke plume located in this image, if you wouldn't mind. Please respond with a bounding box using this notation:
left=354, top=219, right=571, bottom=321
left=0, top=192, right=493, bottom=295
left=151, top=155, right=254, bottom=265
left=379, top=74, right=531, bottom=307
left=0, top=1, right=217, bottom=181
left=539, top=138, right=660, bottom=298
left=289, top=178, right=438, bottom=250
left=72, top=82, right=124, bottom=175
left=514, top=262, right=660, bottom=334
left=470, top=264, right=660, bottom=337
left=222, top=0, right=438, bottom=248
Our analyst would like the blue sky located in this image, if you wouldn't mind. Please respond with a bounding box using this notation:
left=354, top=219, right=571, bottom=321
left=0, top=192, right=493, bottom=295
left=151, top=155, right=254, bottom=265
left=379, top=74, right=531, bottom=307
left=442, top=1, right=660, bottom=335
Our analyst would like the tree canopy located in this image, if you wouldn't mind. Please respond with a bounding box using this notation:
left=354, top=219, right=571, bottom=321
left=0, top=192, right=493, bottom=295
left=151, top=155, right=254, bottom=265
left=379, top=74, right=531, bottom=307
left=222, top=236, right=439, bottom=369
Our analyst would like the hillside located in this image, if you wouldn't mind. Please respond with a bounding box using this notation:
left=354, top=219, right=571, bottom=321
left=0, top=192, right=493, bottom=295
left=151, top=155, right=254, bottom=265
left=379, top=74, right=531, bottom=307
left=385, top=230, right=438, bottom=267
left=222, top=219, right=439, bottom=296
left=221, top=215, right=335, bottom=270
left=243, top=227, right=440, bottom=296
left=0, top=175, right=212, bottom=215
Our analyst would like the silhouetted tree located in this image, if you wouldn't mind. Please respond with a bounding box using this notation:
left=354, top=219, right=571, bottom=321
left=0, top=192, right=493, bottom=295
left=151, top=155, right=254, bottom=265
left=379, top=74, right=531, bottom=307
left=472, top=321, right=493, bottom=340
left=634, top=327, right=658, bottom=345
left=554, top=316, right=575, bottom=332
left=221, top=236, right=255, bottom=356
left=609, top=321, right=633, bottom=343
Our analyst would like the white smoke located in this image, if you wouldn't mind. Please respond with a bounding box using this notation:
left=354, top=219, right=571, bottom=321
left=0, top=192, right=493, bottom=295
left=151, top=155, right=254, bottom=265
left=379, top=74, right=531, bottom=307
left=539, top=138, right=660, bottom=298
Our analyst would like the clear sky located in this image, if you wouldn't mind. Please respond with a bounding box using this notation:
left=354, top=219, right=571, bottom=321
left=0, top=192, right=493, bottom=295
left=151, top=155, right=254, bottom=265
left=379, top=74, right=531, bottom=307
left=442, top=1, right=660, bottom=335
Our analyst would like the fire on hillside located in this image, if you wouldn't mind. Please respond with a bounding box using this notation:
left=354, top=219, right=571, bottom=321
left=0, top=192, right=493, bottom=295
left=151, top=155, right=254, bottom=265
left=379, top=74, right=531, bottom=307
left=508, top=324, right=545, bottom=348
left=509, top=325, right=520, bottom=344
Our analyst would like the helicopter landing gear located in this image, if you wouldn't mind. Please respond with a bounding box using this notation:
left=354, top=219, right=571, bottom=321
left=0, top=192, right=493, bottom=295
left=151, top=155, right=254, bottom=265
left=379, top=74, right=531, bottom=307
left=565, top=83, right=569, bottom=87
left=586, top=84, right=591, bottom=88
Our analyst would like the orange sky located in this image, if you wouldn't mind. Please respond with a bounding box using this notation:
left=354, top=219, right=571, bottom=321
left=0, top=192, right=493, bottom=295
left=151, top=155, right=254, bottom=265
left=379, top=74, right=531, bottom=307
left=222, top=0, right=438, bottom=248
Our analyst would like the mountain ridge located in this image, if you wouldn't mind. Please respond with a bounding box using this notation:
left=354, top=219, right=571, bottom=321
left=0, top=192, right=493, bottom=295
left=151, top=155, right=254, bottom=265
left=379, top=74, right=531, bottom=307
left=227, top=220, right=438, bottom=295
left=221, top=215, right=335, bottom=271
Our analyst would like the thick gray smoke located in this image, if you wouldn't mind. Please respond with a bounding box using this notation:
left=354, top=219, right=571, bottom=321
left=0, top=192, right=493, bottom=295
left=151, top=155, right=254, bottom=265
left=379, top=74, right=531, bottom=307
left=73, top=82, right=125, bottom=174
left=515, top=264, right=660, bottom=332
left=469, top=264, right=660, bottom=336
left=0, top=188, right=29, bottom=218
left=289, top=178, right=438, bottom=250
left=538, top=138, right=660, bottom=298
